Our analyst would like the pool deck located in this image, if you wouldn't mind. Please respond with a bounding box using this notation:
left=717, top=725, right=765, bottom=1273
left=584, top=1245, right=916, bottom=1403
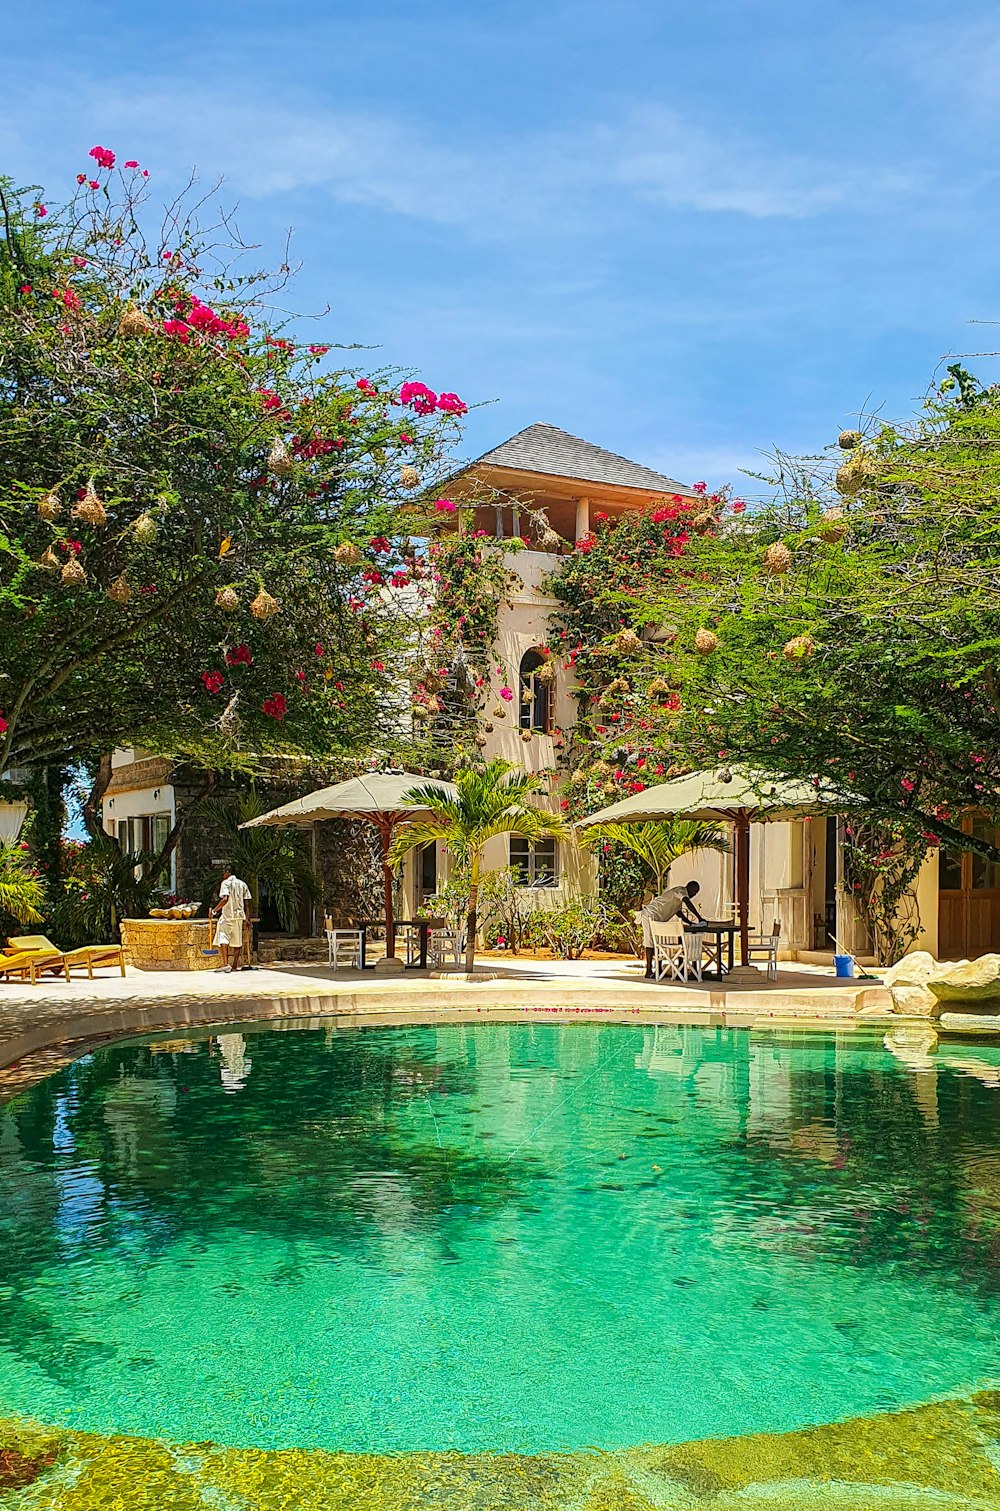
left=0, top=953, right=908, bottom=1090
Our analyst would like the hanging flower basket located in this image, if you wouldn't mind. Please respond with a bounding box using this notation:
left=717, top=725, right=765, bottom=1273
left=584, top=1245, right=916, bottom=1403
left=520, top=728, right=533, bottom=742
left=38, top=490, right=61, bottom=522
left=536, top=660, right=557, bottom=686
left=399, top=464, right=420, bottom=489
left=215, top=586, right=239, bottom=611
left=838, top=429, right=863, bottom=450
left=491, top=706, right=506, bottom=719
left=38, top=545, right=60, bottom=572
left=107, top=574, right=131, bottom=605
left=648, top=676, right=670, bottom=697
left=539, top=528, right=562, bottom=552
left=475, top=732, right=488, bottom=748
left=250, top=588, right=280, bottom=621
left=411, top=705, right=429, bottom=722
left=61, top=557, right=86, bottom=587
left=694, top=628, right=719, bottom=655
left=335, top=542, right=362, bottom=566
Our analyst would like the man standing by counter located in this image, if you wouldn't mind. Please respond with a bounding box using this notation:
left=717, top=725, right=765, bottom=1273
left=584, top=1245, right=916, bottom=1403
left=212, top=865, right=252, bottom=972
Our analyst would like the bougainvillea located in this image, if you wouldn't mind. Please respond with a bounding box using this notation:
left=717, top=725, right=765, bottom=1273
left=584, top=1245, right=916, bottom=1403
left=0, top=151, right=469, bottom=778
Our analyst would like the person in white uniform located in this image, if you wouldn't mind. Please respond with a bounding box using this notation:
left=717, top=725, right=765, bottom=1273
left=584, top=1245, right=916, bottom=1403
left=212, top=865, right=252, bottom=972
left=638, top=881, right=704, bottom=978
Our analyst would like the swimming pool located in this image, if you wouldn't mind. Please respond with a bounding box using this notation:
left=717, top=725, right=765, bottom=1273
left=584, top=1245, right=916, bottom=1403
left=1, top=1021, right=998, bottom=1458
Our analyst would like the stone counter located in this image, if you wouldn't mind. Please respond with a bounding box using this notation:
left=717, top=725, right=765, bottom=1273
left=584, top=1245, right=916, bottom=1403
left=120, top=918, right=218, bottom=972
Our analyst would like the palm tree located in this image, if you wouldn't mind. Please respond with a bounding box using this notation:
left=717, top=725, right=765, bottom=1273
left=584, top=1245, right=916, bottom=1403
left=581, top=818, right=728, bottom=896
left=391, top=759, right=567, bottom=973
left=201, top=792, right=320, bottom=930
left=0, top=841, right=44, bottom=924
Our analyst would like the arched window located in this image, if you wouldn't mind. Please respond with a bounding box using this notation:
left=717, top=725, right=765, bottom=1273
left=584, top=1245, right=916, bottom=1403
left=519, top=649, right=553, bottom=733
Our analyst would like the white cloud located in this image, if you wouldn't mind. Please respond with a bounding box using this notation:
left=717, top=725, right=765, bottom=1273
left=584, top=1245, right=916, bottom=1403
left=1, top=77, right=920, bottom=235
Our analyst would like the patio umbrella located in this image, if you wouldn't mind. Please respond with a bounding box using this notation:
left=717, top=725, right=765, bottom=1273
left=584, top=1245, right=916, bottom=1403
left=240, top=771, right=457, bottom=960
left=577, top=767, right=856, bottom=970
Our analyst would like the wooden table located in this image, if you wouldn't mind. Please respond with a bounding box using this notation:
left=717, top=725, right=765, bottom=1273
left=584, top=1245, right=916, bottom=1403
left=354, top=919, right=443, bottom=970
left=683, top=920, right=738, bottom=979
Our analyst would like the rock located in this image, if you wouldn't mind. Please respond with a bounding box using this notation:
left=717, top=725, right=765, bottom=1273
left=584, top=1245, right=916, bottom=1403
left=883, top=951, right=957, bottom=1017
left=929, top=954, right=1000, bottom=1014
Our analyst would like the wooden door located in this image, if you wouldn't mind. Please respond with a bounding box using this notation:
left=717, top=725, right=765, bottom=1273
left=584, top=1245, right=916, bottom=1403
left=938, top=816, right=1000, bottom=959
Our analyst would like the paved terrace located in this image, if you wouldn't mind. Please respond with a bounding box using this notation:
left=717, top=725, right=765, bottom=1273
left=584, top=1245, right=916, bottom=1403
left=0, top=955, right=898, bottom=1096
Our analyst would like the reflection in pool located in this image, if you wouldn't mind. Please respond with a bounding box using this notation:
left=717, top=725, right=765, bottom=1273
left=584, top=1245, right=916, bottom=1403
left=1, top=1022, right=999, bottom=1454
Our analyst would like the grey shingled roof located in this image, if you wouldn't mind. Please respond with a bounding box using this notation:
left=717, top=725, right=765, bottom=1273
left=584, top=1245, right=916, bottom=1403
left=469, top=423, right=694, bottom=495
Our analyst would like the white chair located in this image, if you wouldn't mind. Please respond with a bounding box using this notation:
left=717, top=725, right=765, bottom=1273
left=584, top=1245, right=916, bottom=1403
left=649, top=923, right=685, bottom=981
left=429, top=928, right=463, bottom=968
left=326, top=928, right=363, bottom=970
left=681, top=930, right=704, bottom=982
left=747, top=924, right=780, bottom=981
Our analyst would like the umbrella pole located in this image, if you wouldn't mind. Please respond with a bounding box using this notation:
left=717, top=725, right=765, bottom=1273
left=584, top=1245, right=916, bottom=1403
left=378, top=817, right=396, bottom=959
left=735, top=809, right=751, bottom=968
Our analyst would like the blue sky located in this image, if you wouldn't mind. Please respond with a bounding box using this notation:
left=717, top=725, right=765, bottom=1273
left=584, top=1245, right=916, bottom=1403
left=4, top=0, right=999, bottom=494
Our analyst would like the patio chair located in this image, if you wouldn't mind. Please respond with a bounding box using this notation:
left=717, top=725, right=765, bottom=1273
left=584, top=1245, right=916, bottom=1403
left=649, top=922, right=684, bottom=981
left=6, top=934, right=127, bottom=980
left=680, top=929, right=705, bottom=982
left=747, top=923, right=781, bottom=981
left=429, top=927, right=463, bottom=968
left=0, top=948, right=68, bottom=984
left=326, top=927, right=363, bottom=970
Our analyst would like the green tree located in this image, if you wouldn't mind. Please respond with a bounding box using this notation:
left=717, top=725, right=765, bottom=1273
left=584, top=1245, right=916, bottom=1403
left=581, top=818, right=728, bottom=895
left=201, top=792, right=320, bottom=930
left=0, top=155, right=466, bottom=780
left=0, top=840, right=44, bottom=924
left=584, top=373, right=1000, bottom=866
left=390, top=759, right=566, bottom=972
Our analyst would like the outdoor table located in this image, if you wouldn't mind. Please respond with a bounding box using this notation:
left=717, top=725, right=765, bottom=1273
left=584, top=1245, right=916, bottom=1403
left=354, top=919, right=443, bottom=969
left=683, top=920, right=738, bottom=979
left=398, top=918, right=446, bottom=970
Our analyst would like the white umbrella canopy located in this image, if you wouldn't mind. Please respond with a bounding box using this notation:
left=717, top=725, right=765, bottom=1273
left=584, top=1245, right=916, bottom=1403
left=576, top=767, right=849, bottom=828
left=577, top=766, right=858, bottom=969
left=240, top=771, right=457, bottom=958
left=240, top=772, right=457, bottom=828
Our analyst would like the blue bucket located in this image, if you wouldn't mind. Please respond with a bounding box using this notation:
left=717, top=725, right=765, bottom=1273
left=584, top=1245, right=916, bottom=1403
left=834, top=954, right=855, bottom=979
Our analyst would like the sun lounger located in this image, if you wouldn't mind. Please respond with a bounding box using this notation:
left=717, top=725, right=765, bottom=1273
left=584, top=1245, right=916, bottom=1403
left=5, top=935, right=127, bottom=979
left=0, top=948, right=68, bottom=984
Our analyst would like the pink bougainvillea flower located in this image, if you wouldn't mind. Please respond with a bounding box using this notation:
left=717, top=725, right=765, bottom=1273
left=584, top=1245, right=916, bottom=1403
left=356, top=377, right=375, bottom=393
left=436, top=392, right=467, bottom=415
left=72, top=256, right=87, bottom=269
left=314, top=643, right=324, bottom=656
left=370, top=660, right=386, bottom=673
left=89, top=145, right=115, bottom=170
left=433, top=498, right=457, bottom=513
left=370, top=536, right=391, bottom=552
left=225, top=644, right=252, bottom=667
left=901, top=777, right=915, bottom=793
left=0, top=710, right=7, bottom=734
left=18, top=283, right=31, bottom=294
left=399, top=432, right=413, bottom=446
left=88, top=180, right=99, bottom=190
left=499, top=686, right=514, bottom=701
left=162, top=319, right=191, bottom=342
left=294, top=669, right=306, bottom=683
left=399, top=380, right=438, bottom=415
left=201, top=670, right=225, bottom=694
left=76, top=173, right=86, bottom=185
left=142, top=169, right=149, bottom=177
left=262, top=693, right=287, bottom=720
left=732, top=499, right=746, bottom=513
left=693, top=481, right=707, bottom=493
left=34, top=204, right=47, bottom=217
left=308, top=344, right=330, bottom=355
left=124, top=159, right=139, bottom=169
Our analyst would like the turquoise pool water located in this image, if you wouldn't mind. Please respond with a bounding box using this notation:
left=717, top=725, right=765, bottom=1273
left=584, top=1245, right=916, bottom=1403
left=1, top=1021, right=999, bottom=1454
